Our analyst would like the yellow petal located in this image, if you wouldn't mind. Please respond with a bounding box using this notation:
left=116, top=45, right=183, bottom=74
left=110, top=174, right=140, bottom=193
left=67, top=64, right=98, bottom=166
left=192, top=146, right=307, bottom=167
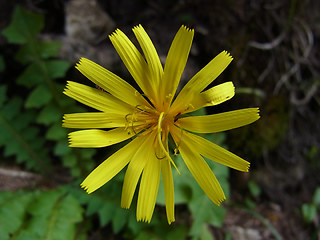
left=63, top=81, right=134, bottom=113
left=62, top=112, right=136, bottom=129
left=178, top=108, right=260, bottom=133
left=121, top=132, right=156, bottom=209
left=171, top=128, right=225, bottom=205
left=68, top=128, right=138, bottom=148
left=179, top=130, right=249, bottom=172
left=81, top=136, right=145, bottom=194
left=109, top=29, right=154, bottom=100
left=171, top=51, right=233, bottom=113
left=132, top=25, right=163, bottom=106
left=186, top=82, right=235, bottom=113
left=137, top=141, right=161, bottom=223
left=76, top=58, right=150, bottom=107
left=161, top=158, right=175, bottom=224
left=161, top=26, right=194, bottom=110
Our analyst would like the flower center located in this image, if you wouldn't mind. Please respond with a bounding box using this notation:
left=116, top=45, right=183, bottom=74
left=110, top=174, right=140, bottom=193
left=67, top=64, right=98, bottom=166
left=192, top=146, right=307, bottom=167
left=125, top=106, right=180, bottom=173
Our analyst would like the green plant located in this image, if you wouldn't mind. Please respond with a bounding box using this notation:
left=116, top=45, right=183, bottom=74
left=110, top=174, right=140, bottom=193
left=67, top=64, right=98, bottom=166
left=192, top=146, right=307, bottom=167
left=302, top=187, right=320, bottom=223
left=1, top=6, right=94, bottom=177
left=0, top=188, right=84, bottom=240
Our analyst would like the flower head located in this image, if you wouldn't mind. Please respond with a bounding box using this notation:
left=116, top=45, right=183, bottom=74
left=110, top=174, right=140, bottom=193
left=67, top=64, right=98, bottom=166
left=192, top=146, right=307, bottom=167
left=63, top=25, right=260, bottom=224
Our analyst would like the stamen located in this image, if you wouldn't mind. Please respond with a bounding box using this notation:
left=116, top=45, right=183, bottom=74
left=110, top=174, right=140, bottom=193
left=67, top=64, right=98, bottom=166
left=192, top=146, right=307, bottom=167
left=173, top=128, right=184, bottom=155
left=185, top=103, right=194, bottom=112
left=157, top=112, right=180, bottom=175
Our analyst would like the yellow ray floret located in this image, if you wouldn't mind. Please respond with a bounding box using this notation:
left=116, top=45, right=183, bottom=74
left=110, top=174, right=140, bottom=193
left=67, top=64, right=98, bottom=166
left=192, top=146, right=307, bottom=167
left=177, top=108, right=260, bottom=133
left=170, top=50, right=233, bottom=113
left=63, top=112, right=129, bottom=129
left=171, top=128, right=226, bottom=205
left=81, top=135, right=146, bottom=194
left=68, top=128, right=138, bottom=148
left=186, top=81, right=235, bottom=112
left=76, top=58, right=149, bottom=108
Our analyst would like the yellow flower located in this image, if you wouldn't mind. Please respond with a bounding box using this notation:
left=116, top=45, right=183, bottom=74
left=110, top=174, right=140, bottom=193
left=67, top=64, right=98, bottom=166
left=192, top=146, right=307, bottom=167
left=63, top=25, right=260, bottom=224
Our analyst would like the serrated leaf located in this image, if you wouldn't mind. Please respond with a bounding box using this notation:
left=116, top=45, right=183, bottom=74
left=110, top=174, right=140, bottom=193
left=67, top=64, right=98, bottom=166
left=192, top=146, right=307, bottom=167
left=25, top=85, right=52, bottom=108
left=80, top=148, right=95, bottom=160
left=16, top=60, right=69, bottom=90
left=39, top=42, right=63, bottom=59
left=2, top=6, right=44, bottom=44
left=86, top=196, right=104, bottom=216
left=16, top=62, right=45, bottom=88
left=189, top=193, right=226, bottom=236
left=127, top=214, right=143, bottom=235
left=46, top=123, right=66, bottom=141
left=0, top=191, right=34, bottom=238
left=3, top=138, right=22, bottom=157
left=36, top=103, right=61, bottom=125
left=54, top=140, right=71, bottom=156
left=14, top=190, right=83, bottom=240
left=0, top=99, right=50, bottom=171
left=0, top=97, right=22, bottom=120
left=45, top=60, right=71, bottom=79
left=16, top=41, right=62, bottom=64
left=98, top=201, right=115, bottom=227
left=112, top=208, right=128, bottom=234
left=166, top=225, right=188, bottom=240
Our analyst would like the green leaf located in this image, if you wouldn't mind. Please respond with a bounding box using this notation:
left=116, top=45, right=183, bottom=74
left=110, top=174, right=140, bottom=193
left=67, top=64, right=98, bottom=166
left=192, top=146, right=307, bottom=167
left=189, top=193, right=226, bottom=236
left=37, top=103, right=61, bottom=125
left=198, top=224, right=215, bottom=240
left=25, top=85, right=52, bottom=108
left=2, top=6, right=44, bottom=44
left=98, top=201, right=115, bottom=227
left=0, top=191, right=34, bottom=238
left=39, top=42, right=63, bottom=59
left=248, top=180, right=261, bottom=197
left=54, top=140, right=71, bottom=156
left=45, top=60, right=71, bottom=79
left=86, top=195, right=104, bottom=216
left=46, top=123, right=66, bottom=141
left=0, top=98, right=50, bottom=172
left=112, top=208, right=128, bottom=234
left=312, top=187, right=320, bottom=206
left=0, top=96, right=22, bottom=120
left=127, top=214, right=143, bottom=235
left=16, top=41, right=62, bottom=64
left=16, top=63, right=45, bottom=88
left=11, top=190, right=84, bottom=240
left=301, top=203, right=317, bottom=223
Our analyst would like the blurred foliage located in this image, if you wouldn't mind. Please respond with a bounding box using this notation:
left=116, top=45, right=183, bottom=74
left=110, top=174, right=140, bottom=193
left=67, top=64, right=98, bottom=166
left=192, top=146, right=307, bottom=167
left=0, top=5, right=232, bottom=240
left=302, top=187, right=320, bottom=224
left=0, top=188, right=84, bottom=240
left=1, top=6, right=95, bottom=177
